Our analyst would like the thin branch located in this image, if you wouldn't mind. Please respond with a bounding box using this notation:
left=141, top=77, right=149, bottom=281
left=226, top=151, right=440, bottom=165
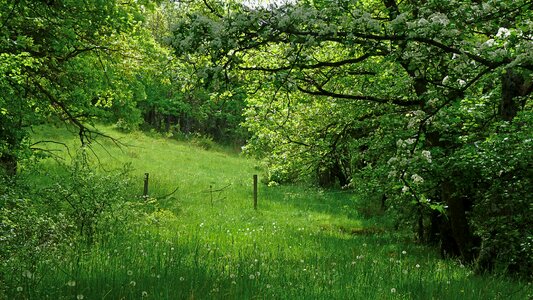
left=0, top=0, right=18, bottom=31
left=239, top=53, right=376, bottom=72
left=31, top=140, right=72, bottom=158
left=297, top=84, right=421, bottom=107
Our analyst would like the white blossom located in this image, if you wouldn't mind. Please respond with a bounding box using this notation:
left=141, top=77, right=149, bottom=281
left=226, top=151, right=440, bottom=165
left=422, top=150, right=432, bottom=163
left=411, top=174, right=424, bottom=184
left=496, top=27, right=511, bottom=38
left=429, top=12, right=450, bottom=26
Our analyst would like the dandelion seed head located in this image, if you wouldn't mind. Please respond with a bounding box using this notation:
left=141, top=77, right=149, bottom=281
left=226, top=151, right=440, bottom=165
left=402, top=250, right=407, bottom=255
left=127, top=270, right=133, bottom=276
left=130, top=280, right=136, bottom=287
left=142, top=291, right=148, bottom=297
left=249, top=274, right=255, bottom=280
left=16, top=287, right=23, bottom=292
left=67, top=280, right=76, bottom=287
left=391, top=288, right=397, bottom=293
left=179, top=276, right=185, bottom=281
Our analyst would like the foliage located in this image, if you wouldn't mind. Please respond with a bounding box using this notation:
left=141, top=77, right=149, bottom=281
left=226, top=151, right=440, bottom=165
left=171, top=0, right=533, bottom=276
left=0, top=0, right=163, bottom=174
left=40, top=151, right=137, bottom=244
left=132, top=2, right=249, bottom=144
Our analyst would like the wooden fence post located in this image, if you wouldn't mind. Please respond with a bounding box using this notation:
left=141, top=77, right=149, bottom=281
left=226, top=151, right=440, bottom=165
left=253, top=174, right=258, bottom=210
left=210, top=185, right=213, bottom=207
left=143, top=173, right=149, bottom=198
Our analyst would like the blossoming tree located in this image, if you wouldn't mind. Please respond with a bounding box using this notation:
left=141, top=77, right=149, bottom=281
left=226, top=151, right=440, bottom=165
left=172, top=0, right=532, bottom=275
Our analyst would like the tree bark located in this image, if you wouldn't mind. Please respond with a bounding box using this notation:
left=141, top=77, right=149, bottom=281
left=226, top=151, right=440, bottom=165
left=0, top=153, right=17, bottom=176
left=442, top=180, right=477, bottom=263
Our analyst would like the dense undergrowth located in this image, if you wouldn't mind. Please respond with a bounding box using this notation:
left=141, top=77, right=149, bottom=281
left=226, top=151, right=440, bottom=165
left=0, top=125, right=531, bottom=299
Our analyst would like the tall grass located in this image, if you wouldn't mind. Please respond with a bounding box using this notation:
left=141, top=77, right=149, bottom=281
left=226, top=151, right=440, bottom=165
left=2, top=125, right=531, bottom=299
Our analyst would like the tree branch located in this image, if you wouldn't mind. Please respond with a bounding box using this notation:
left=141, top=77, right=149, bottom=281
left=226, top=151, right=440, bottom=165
left=239, top=53, right=376, bottom=72
left=297, top=84, right=421, bottom=107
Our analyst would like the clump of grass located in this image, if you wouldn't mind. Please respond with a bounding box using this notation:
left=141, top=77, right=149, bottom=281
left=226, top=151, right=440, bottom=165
left=2, top=125, right=531, bottom=299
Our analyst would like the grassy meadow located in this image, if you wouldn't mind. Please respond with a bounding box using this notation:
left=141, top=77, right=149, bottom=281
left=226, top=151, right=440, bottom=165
left=2, top=125, right=531, bottom=299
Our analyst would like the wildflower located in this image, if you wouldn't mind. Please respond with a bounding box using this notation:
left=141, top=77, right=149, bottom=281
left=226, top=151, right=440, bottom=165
left=402, top=250, right=407, bottom=255
left=416, top=264, right=421, bottom=268
left=391, top=288, right=397, bottom=293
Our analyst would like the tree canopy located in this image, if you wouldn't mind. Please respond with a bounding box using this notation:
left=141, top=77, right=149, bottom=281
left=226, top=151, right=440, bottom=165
left=172, top=0, right=532, bottom=275
left=0, top=0, right=164, bottom=174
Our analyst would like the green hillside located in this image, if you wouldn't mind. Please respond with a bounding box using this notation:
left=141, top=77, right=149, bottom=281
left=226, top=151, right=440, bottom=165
left=1, top=126, right=530, bottom=299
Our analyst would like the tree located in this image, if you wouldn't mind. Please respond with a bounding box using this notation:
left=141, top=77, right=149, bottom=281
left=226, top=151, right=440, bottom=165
left=172, top=0, right=532, bottom=275
left=0, top=0, right=161, bottom=175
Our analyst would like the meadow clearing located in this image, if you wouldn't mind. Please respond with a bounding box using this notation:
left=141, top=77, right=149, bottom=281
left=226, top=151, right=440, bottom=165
left=2, top=126, right=531, bottom=299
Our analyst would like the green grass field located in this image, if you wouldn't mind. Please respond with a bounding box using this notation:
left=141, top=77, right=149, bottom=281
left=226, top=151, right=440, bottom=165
left=3, top=125, right=531, bottom=299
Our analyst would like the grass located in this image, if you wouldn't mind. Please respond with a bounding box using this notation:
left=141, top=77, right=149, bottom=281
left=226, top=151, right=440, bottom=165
left=3, top=124, right=532, bottom=299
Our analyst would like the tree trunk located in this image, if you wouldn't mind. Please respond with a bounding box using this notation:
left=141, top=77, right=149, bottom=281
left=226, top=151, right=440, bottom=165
left=442, top=179, right=477, bottom=263
left=0, top=153, right=17, bottom=176
left=500, top=68, right=532, bottom=121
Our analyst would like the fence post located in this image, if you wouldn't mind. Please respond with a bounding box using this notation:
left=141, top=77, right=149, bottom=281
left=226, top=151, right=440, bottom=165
left=253, top=174, right=258, bottom=210
left=210, top=185, right=213, bottom=207
left=143, top=173, right=149, bottom=198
